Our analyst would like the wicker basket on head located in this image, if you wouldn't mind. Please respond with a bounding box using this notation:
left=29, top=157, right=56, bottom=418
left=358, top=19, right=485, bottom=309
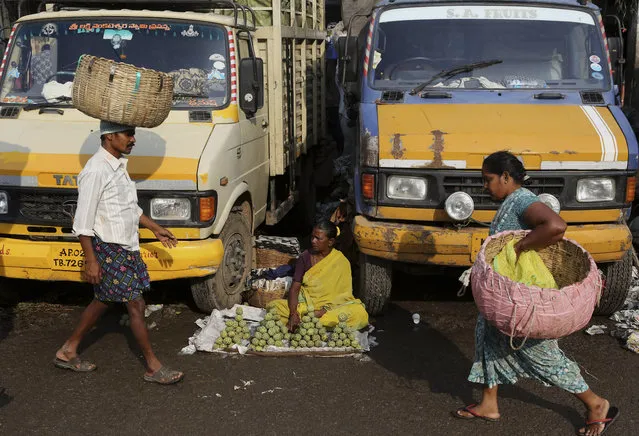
left=73, top=55, right=173, bottom=128
left=471, top=231, right=601, bottom=345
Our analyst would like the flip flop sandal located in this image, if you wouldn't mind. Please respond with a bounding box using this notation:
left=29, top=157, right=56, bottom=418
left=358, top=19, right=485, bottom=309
left=453, top=404, right=501, bottom=422
left=53, top=357, right=97, bottom=372
left=143, top=366, right=184, bottom=385
left=577, top=406, right=620, bottom=436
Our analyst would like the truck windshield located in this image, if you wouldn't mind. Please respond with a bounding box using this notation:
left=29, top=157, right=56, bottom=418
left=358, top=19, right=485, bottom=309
left=372, top=5, right=610, bottom=90
left=0, top=19, right=229, bottom=108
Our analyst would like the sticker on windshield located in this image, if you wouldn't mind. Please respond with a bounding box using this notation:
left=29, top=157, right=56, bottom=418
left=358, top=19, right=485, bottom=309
left=181, top=25, right=199, bottom=37
left=590, top=63, right=602, bottom=72
left=592, top=72, right=604, bottom=80
left=69, top=23, right=172, bottom=32
left=104, top=29, right=133, bottom=49
left=41, top=23, right=58, bottom=37
left=207, top=54, right=226, bottom=80
left=7, top=62, right=20, bottom=79
left=372, top=51, right=382, bottom=69
left=589, top=55, right=601, bottom=64
left=2, top=95, right=29, bottom=104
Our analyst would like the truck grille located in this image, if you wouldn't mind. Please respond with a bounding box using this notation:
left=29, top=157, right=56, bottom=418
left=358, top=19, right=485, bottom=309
left=17, top=192, right=77, bottom=224
left=442, top=175, right=564, bottom=207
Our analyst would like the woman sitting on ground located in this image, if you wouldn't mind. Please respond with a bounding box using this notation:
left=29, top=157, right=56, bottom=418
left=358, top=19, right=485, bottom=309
left=267, top=220, right=369, bottom=332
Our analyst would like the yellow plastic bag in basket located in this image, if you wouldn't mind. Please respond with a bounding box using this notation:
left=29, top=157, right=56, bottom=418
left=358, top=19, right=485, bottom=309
left=492, top=240, right=558, bottom=289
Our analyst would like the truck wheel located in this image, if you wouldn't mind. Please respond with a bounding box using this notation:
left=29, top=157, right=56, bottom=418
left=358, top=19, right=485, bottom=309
left=190, top=212, right=253, bottom=313
left=595, top=251, right=632, bottom=316
left=357, top=253, right=392, bottom=315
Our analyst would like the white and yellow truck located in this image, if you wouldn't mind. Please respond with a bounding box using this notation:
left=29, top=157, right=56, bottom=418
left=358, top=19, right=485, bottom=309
left=0, top=0, right=326, bottom=311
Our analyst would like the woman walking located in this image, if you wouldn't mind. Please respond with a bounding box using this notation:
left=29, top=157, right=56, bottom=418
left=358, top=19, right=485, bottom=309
left=454, top=151, right=619, bottom=436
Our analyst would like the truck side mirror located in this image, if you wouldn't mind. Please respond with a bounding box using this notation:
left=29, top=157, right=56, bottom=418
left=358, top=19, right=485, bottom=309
left=239, top=57, right=264, bottom=115
left=338, top=36, right=359, bottom=83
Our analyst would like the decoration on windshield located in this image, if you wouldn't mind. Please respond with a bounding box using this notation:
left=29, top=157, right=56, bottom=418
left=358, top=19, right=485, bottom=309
left=181, top=25, right=199, bottom=38
left=590, top=63, right=602, bottom=72
left=68, top=23, right=172, bottom=32
left=592, top=72, right=604, bottom=81
left=41, top=23, right=58, bottom=37
left=589, top=55, right=601, bottom=64
left=104, top=29, right=133, bottom=49
left=2, top=95, right=29, bottom=104
left=207, top=54, right=226, bottom=80
left=7, top=61, right=20, bottom=79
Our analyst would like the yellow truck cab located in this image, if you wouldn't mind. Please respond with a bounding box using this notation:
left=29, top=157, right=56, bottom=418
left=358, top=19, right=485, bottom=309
left=0, top=0, right=326, bottom=311
left=340, top=0, right=637, bottom=315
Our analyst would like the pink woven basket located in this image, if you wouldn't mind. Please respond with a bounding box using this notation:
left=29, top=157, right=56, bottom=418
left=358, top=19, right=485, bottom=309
left=471, top=231, right=601, bottom=346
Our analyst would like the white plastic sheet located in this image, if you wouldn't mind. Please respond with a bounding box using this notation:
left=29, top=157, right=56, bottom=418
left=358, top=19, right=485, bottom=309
left=180, top=304, right=375, bottom=356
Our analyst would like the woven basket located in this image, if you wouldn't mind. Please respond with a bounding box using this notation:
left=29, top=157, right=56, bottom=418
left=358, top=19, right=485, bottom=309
left=72, top=55, right=173, bottom=128
left=255, top=248, right=297, bottom=269
left=248, top=287, right=286, bottom=308
left=471, top=231, right=601, bottom=344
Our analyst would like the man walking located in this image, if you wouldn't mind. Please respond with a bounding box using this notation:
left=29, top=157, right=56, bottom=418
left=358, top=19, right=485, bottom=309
left=54, top=121, right=183, bottom=385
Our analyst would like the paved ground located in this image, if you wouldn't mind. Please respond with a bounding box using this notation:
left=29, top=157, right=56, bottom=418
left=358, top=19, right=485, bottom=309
left=0, top=275, right=636, bottom=435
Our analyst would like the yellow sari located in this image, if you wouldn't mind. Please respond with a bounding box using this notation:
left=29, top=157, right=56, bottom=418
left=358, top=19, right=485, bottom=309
left=267, top=249, right=369, bottom=329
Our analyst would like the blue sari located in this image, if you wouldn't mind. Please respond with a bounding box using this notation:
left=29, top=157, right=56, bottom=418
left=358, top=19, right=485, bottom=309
left=468, top=188, right=588, bottom=393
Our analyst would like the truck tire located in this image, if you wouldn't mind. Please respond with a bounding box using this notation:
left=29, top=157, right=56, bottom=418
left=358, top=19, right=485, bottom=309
left=190, top=212, right=253, bottom=313
left=595, top=251, right=632, bottom=316
left=357, top=253, right=392, bottom=315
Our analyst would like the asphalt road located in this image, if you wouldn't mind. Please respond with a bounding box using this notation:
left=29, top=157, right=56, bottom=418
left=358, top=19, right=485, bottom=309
left=0, top=275, right=636, bottom=436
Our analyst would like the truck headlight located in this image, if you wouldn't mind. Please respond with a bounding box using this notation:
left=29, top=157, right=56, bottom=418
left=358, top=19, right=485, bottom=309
left=387, top=176, right=427, bottom=200
left=445, top=192, right=474, bottom=221
left=576, top=178, right=615, bottom=202
left=538, top=193, right=561, bottom=214
left=0, top=192, right=7, bottom=214
left=150, top=198, right=191, bottom=220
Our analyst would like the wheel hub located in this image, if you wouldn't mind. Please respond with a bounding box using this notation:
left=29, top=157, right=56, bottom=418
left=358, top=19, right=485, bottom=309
left=221, top=232, right=247, bottom=294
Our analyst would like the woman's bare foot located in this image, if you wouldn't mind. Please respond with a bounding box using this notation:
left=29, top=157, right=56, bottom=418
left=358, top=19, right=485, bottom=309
left=578, top=399, right=613, bottom=436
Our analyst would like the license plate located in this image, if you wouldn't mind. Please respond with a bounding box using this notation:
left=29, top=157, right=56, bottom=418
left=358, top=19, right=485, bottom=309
left=51, top=246, right=85, bottom=271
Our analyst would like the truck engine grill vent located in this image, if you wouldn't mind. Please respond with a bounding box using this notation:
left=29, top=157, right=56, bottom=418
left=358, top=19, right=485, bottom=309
left=0, top=106, right=21, bottom=119
left=380, top=91, right=404, bottom=103
left=189, top=111, right=212, bottom=122
left=580, top=91, right=605, bottom=105
left=18, top=193, right=77, bottom=224
left=443, top=176, right=564, bottom=207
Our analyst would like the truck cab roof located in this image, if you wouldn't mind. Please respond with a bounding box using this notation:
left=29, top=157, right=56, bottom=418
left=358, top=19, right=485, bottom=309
left=373, top=0, right=598, bottom=10
left=17, top=0, right=257, bottom=29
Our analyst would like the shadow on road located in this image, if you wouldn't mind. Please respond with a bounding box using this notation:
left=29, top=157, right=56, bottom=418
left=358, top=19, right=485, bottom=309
left=369, top=272, right=585, bottom=428
left=369, top=302, right=477, bottom=405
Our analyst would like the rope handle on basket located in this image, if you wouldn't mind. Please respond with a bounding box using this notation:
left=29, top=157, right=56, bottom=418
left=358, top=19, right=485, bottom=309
left=109, top=64, right=116, bottom=83
left=158, top=75, right=164, bottom=92
left=509, top=302, right=536, bottom=351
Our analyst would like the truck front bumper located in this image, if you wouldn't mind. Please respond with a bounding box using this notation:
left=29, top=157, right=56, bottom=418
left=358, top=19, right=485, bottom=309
left=0, top=237, right=223, bottom=282
left=353, top=215, right=632, bottom=267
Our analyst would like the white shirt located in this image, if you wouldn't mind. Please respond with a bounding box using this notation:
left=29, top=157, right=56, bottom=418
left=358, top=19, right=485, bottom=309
left=73, top=147, right=143, bottom=251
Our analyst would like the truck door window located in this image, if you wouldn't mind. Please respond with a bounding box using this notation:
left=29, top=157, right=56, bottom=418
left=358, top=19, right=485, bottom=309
left=372, top=6, right=609, bottom=91
left=0, top=20, right=230, bottom=108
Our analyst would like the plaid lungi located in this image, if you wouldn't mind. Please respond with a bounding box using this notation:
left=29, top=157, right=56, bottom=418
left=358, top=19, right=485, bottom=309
left=92, top=237, right=150, bottom=302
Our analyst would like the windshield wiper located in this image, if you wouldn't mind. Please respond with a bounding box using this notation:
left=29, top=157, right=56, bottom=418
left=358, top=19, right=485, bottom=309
left=409, top=59, right=503, bottom=95
left=173, top=92, right=207, bottom=99
left=23, top=96, right=72, bottom=111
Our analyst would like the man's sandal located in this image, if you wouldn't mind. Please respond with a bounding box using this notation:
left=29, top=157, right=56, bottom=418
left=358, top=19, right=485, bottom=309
left=53, top=357, right=97, bottom=372
left=143, top=366, right=184, bottom=385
